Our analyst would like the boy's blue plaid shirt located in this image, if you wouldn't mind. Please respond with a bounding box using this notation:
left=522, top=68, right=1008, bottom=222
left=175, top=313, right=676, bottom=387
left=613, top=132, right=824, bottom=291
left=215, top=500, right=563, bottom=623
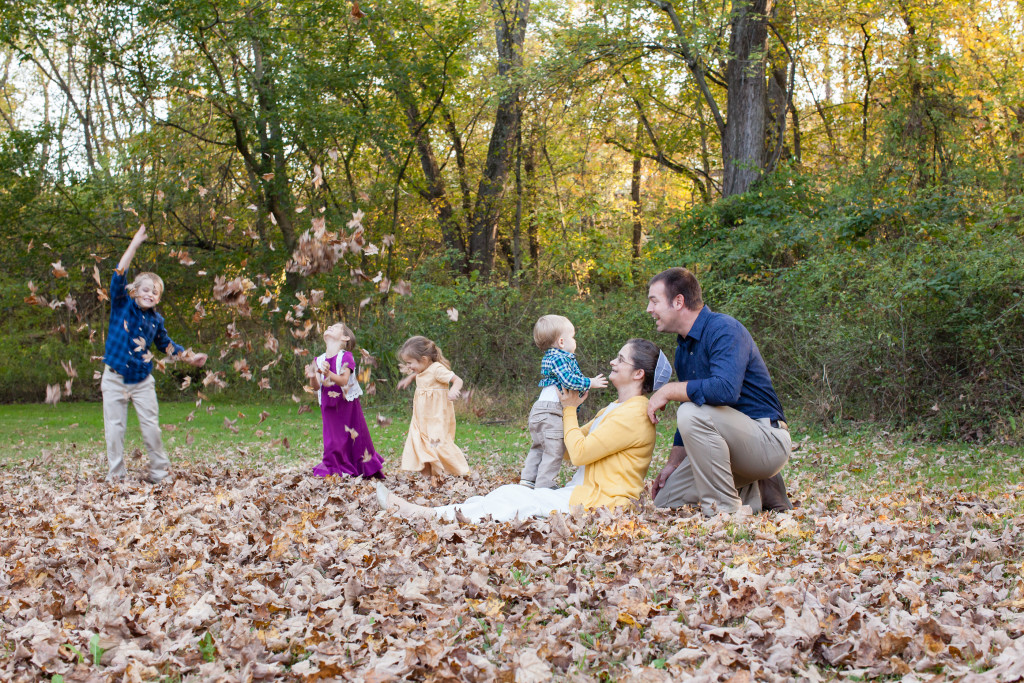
left=538, top=348, right=591, bottom=392
left=103, top=271, right=183, bottom=383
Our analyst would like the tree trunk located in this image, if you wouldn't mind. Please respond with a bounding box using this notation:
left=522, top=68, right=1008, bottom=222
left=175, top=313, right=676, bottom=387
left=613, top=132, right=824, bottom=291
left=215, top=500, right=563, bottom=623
left=402, top=95, right=468, bottom=269
left=467, top=0, right=530, bottom=278
left=722, top=0, right=772, bottom=196
left=512, top=119, right=523, bottom=281
left=630, top=117, right=643, bottom=264
left=523, top=131, right=539, bottom=273
left=369, top=24, right=468, bottom=270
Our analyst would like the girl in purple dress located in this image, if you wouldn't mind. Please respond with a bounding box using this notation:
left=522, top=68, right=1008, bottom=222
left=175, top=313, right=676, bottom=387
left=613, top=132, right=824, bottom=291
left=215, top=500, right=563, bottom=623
left=310, top=322, right=385, bottom=479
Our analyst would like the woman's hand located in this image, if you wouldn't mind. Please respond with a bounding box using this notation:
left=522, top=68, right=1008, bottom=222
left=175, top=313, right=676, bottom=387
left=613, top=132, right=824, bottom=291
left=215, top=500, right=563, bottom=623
left=558, top=387, right=588, bottom=409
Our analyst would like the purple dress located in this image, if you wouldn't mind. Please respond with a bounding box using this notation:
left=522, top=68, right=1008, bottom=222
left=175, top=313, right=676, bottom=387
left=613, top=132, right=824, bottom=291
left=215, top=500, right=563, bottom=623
left=313, top=352, right=385, bottom=479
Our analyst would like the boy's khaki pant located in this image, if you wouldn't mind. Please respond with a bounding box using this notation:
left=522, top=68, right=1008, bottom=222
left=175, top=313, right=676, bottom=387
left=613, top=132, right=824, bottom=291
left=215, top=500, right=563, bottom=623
left=101, top=366, right=169, bottom=483
left=520, top=400, right=566, bottom=489
left=654, top=403, right=791, bottom=516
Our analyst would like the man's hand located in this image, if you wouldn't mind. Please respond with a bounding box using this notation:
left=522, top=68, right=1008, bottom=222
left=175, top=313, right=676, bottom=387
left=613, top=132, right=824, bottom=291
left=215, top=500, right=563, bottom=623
left=647, top=386, right=671, bottom=424
left=650, top=446, right=687, bottom=502
left=558, top=387, right=588, bottom=409
left=589, top=374, right=608, bottom=389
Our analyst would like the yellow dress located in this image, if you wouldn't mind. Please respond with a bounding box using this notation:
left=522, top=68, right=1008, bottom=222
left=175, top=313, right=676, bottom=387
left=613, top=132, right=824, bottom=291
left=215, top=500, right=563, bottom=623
left=400, top=362, right=469, bottom=476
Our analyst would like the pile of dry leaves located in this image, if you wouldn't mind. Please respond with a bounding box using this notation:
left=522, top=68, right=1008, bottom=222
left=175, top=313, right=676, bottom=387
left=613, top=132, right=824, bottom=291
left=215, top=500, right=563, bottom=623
left=2, top=456, right=1023, bottom=681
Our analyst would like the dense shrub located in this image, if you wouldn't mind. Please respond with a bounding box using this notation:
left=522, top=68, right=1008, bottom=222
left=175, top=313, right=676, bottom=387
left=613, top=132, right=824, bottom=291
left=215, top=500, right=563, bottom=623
left=6, top=163, right=1024, bottom=440
left=646, top=168, right=1024, bottom=438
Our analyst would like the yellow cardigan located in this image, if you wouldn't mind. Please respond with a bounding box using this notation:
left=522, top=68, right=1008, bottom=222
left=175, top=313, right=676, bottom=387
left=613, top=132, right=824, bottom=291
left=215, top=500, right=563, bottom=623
left=564, top=395, right=656, bottom=510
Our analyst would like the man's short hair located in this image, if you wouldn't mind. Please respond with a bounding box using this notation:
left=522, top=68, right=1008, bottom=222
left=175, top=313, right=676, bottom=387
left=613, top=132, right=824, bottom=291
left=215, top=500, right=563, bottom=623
left=649, top=267, right=703, bottom=311
left=533, top=315, right=572, bottom=349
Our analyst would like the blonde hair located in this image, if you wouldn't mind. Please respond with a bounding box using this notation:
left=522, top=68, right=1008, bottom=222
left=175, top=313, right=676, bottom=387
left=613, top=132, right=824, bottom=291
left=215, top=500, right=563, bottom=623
left=398, top=335, right=451, bottom=369
left=331, top=322, right=357, bottom=352
left=130, top=272, right=164, bottom=297
left=533, top=315, right=572, bottom=349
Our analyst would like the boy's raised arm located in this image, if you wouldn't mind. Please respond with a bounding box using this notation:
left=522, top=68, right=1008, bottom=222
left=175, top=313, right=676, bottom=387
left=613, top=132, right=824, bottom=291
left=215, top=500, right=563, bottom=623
left=117, top=225, right=147, bottom=273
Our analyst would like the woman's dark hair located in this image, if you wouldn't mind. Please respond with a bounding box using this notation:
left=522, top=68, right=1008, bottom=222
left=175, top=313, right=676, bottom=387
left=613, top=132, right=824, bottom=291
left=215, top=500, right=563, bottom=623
left=625, top=338, right=660, bottom=394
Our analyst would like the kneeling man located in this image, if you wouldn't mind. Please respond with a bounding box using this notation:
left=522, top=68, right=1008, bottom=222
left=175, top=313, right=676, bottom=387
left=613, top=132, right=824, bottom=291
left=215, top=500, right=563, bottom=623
left=647, top=267, right=792, bottom=516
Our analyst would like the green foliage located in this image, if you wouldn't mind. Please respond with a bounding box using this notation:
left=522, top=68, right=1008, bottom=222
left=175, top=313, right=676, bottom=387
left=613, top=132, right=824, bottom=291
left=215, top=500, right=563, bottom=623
left=197, top=632, right=216, bottom=663
left=88, top=633, right=106, bottom=666
left=647, top=165, right=1024, bottom=437
left=356, top=274, right=660, bottom=402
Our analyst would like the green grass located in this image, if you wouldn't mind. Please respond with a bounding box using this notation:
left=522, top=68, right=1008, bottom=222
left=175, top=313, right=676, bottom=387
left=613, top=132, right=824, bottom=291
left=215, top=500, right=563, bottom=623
left=4, top=401, right=1023, bottom=500
left=0, top=399, right=553, bottom=476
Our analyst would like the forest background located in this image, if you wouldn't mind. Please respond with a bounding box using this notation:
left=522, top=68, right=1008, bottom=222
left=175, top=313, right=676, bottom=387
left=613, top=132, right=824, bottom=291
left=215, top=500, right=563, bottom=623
left=1, top=0, right=1022, bottom=440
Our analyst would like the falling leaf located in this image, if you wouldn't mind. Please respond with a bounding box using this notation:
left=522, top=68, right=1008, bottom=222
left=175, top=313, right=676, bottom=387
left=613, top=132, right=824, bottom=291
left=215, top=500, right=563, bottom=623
left=257, top=411, right=270, bottom=425
left=447, top=307, right=459, bottom=322
left=376, top=414, right=392, bottom=426
left=212, top=276, right=255, bottom=317
left=44, top=384, right=61, bottom=406
left=60, top=360, right=77, bottom=378
left=51, top=261, right=68, bottom=278
left=202, top=371, right=227, bottom=389
left=180, top=376, right=192, bottom=390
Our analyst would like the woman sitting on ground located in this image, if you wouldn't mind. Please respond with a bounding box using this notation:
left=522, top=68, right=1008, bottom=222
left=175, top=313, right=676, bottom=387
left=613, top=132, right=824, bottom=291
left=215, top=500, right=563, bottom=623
left=377, top=338, right=671, bottom=522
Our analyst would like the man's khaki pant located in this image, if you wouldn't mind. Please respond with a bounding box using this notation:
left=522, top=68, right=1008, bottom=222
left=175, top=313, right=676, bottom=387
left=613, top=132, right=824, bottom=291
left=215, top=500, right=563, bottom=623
left=101, top=366, right=169, bottom=483
left=654, top=403, right=791, bottom=516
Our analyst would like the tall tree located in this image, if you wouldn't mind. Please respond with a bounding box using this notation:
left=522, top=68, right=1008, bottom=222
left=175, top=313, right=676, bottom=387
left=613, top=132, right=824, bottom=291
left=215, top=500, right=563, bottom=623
left=467, top=0, right=530, bottom=277
left=645, top=0, right=790, bottom=196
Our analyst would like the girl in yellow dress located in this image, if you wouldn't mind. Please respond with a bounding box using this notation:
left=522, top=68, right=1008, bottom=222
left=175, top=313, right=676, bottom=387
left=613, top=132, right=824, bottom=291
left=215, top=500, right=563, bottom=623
left=396, top=336, right=469, bottom=485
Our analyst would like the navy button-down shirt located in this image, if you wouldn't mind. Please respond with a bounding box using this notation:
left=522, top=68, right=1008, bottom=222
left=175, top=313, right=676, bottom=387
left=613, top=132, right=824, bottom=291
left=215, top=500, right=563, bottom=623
left=103, top=271, right=183, bottom=384
left=673, top=306, right=785, bottom=447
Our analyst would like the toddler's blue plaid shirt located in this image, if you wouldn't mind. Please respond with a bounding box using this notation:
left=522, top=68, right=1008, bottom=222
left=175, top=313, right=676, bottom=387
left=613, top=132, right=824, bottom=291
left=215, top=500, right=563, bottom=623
left=103, top=271, right=183, bottom=384
left=538, top=348, right=591, bottom=392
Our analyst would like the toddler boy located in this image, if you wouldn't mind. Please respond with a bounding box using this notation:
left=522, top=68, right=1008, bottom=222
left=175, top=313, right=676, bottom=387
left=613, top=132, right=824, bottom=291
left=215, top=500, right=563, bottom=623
left=519, top=315, right=607, bottom=489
